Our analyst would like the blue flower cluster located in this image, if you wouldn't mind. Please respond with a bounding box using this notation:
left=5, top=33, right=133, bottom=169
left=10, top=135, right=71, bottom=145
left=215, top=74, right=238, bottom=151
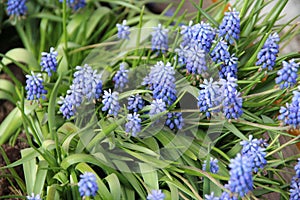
left=26, top=193, right=41, bottom=200
left=25, top=72, right=48, bottom=101
left=185, top=43, right=207, bottom=75
left=220, top=74, right=243, bottom=119
left=127, top=94, right=145, bottom=113
left=256, top=33, right=280, bottom=70
left=102, top=89, right=120, bottom=117
left=165, top=112, right=184, bottom=130
left=202, top=157, right=219, bottom=174
left=205, top=191, right=238, bottom=200
left=219, top=9, right=240, bottom=45
left=6, top=0, right=27, bottom=17
left=125, top=113, right=141, bottom=137
left=205, top=192, right=219, bottom=200
left=275, top=59, right=299, bottom=89
left=240, top=135, right=267, bottom=173
left=210, top=40, right=230, bottom=66
left=143, top=61, right=177, bottom=106
left=78, top=172, right=98, bottom=197
left=219, top=54, right=238, bottom=79
left=149, top=99, right=166, bottom=118
left=147, top=190, right=165, bottom=200
left=290, top=159, right=300, bottom=200
left=278, top=88, right=300, bottom=128
left=59, top=64, right=102, bottom=119
left=151, top=24, right=169, bottom=52
left=116, top=20, right=130, bottom=40
left=40, top=47, right=58, bottom=76
left=59, top=0, right=86, bottom=11
left=191, top=21, right=216, bottom=53
left=113, top=63, right=129, bottom=91
left=198, top=78, right=221, bottom=118
left=228, top=153, right=253, bottom=197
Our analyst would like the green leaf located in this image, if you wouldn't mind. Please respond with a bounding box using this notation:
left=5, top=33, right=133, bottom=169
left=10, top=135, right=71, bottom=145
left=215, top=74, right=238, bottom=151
left=224, top=122, right=248, bottom=140
left=105, top=174, right=121, bottom=200
left=139, top=163, right=158, bottom=190
left=21, top=148, right=38, bottom=194
left=33, top=159, right=48, bottom=195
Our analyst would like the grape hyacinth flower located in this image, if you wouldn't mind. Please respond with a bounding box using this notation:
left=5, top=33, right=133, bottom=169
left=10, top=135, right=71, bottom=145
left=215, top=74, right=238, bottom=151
left=59, top=95, right=76, bottom=119
left=102, top=90, right=120, bottom=116
left=220, top=74, right=243, bottom=119
left=175, top=44, right=190, bottom=65
left=95, top=81, right=102, bottom=100
left=228, top=153, right=253, bottom=197
left=205, top=192, right=219, bottom=200
left=165, top=112, right=184, bottom=130
left=256, top=33, right=280, bottom=70
left=185, top=43, right=208, bottom=74
left=180, top=21, right=194, bottom=47
left=149, top=99, right=167, bottom=118
left=72, top=64, right=102, bottom=101
left=125, top=113, right=141, bottom=137
left=116, top=20, right=130, bottom=40
left=127, top=94, right=145, bottom=113
left=113, top=63, right=129, bottom=91
left=59, top=0, right=86, bottom=11
left=198, top=78, right=221, bottom=118
left=26, top=193, right=41, bottom=200
left=147, top=189, right=165, bottom=200
left=219, top=55, right=238, bottom=79
left=290, top=159, right=300, bottom=200
left=143, top=61, right=177, bottom=106
left=192, top=21, right=216, bottom=52
left=275, top=59, right=299, bottom=89
left=202, top=158, right=219, bottom=174
left=240, top=135, right=267, bottom=173
left=6, top=0, right=27, bottom=17
left=40, top=47, right=58, bottom=76
left=25, top=72, right=47, bottom=101
left=210, top=40, right=230, bottom=66
left=278, top=88, right=300, bottom=128
left=78, top=172, right=98, bottom=197
left=151, top=24, right=169, bottom=52
left=219, top=9, right=240, bottom=45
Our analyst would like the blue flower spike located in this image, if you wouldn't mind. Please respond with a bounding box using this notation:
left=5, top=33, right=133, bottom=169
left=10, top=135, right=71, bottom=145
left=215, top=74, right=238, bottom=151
left=102, top=89, right=120, bottom=117
left=125, top=112, right=142, bottom=137
left=219, top=8, right=240, bottom=45
left=256, top=32, right=280, bottom=70
left=151, top=24, right=169, bottom=52
left=147, top=189, right=165, bottom=200
left=116, top=20, right=130, bottom=40
left=40, top=47, right=58, bottom=77
left=113, top=63, right=129, bottom=91
left=275, top=59, right=299, bottom=89
left=78, top=172, right=98, bottom=197
left=6, top=0, right=27, bottom=18
left=25, top=72, right=47, bottom=101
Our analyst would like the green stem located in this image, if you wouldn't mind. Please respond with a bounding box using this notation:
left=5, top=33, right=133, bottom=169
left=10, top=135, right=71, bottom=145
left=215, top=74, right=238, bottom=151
left=266, top=135, right=300, bottom=157
left=15, top=24, right=34, bottom=54
left=63, top=0, right=68, bottom=54
left=232, top=119, right=289, bottom=131
left=243, top=88, right=280, bottom=99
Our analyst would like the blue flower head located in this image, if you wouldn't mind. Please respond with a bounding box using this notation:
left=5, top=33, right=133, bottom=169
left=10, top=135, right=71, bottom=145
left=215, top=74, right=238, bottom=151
left=210, top=40, right=230, bottom=65
left=59, top=0, right=86, bottom=11
left=185, top=43, right=208, bottom=74
left=165, top=112, right=184, bottom=130
left=192, top=21, right=216, bottom=52
left=113, top=63, right=129, bottom=91
left=116, top=20, right=130, bottom=40
left=205, top=192, right=219, bottom=200
left=219, top=9, right=240, bottom=44
left=198, top=78, right=221, bottom=118
left=102, top=89, right=120, bottom=116
left=40, top=47, right=58, bottom=77
left=58, top=94, right=76, bottom=119
left=290, top=178, right=300, bottom=200
left=278, top=88, right=300, bottom=128
left=275, top=59, right=299, bottom=89
left=78, top=172, right=98, bottom=197
left=151, top=24, right=169, bottom=52
left=127, top=94, right=145, bottom=113
left=149, top=99, right=167, bottom=118
left=6, top=0, right=27, bottom=17
left=202, top=157, right=219, bottom=174
left=125, top=112, right=141, bottom=137
left=147, top=189, right=165, bottom=200
left=175, top=44, right=190, bottom=65
left=27, top=193, right=41, bottom=200
left=228, top=153, right=253, bottom=197
left=219, top=55, right=238, bottom=79
left=25, top=72, right=47, bottom=101
left=180, top=21, right=194, bottom=47
left=95, top=81, right=102, bottom=99
left=256, top=33, right=280, bottom=70
left=219, top=192, right=238, bottom=200
left=219, top=74, right=243, bottom=119
left=72, top=64, right=102, bottom=101
left=143, top=61, right=177, bottom=106
left=240, top=135, right=267, bottom=173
